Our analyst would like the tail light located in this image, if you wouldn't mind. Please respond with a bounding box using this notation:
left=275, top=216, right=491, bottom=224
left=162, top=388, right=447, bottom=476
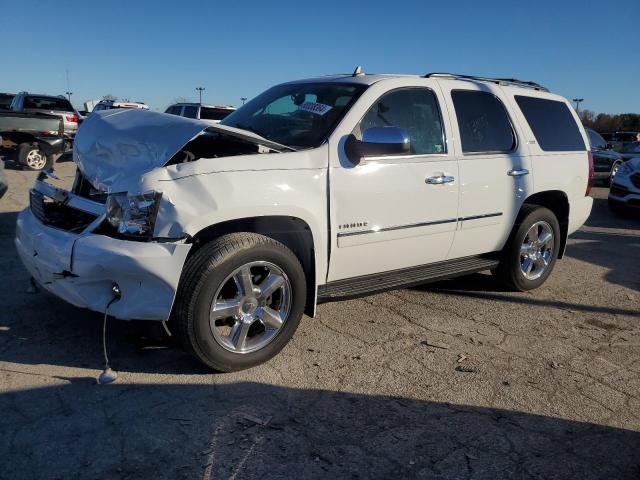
left=65, top=114, right=78, bottom=123
left=586, top=151, right=594, bottom=196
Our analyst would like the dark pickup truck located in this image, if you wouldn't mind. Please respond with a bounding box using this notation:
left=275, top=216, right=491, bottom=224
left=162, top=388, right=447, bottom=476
left=0, top=110, right=68, bottom=170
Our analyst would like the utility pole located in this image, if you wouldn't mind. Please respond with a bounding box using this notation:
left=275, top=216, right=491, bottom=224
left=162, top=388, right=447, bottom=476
left=65, top=91, right=73, bottom=102
left=572, top=98, right=584, bottom=113
left=196, top=87, right=205, bottom=105
left=240, top=97, right=247, bottom=105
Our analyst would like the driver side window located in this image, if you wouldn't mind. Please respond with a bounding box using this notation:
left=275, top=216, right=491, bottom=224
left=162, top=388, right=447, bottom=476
left=358, top=88, right=446, bottom=155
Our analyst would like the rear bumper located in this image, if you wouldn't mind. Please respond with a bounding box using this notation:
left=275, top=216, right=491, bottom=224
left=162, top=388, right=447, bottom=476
left=568, top=196, right=593, bottom=236
left=15, top=208, right=191, bottom=320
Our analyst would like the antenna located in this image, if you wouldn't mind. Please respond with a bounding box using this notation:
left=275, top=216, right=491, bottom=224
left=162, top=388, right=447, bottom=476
left=352, top=65, right=364, bottom=77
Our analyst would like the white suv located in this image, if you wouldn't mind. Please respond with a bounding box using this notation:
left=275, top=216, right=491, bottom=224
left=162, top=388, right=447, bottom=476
left=165, top=103, right=235, bottom=124
left=15, top=70, right=593, bottom=371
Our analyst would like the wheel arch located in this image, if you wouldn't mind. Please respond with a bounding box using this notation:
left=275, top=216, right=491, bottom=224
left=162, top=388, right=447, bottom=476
left=187, top=216, right=317, bottom=316
left=522, top=190, right=569, bottom=258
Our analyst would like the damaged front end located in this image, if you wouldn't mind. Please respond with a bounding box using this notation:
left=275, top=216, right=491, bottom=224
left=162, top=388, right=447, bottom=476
left=15, top=109, right=294, bottom=321
left=16, top=170, right=192, bottom=320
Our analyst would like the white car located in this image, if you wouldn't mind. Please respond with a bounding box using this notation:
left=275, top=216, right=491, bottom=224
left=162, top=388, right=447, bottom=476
left=15, top=70, right=593, bottom=371
left=165, top=103, right=235, bottom=124
left=91, top=100, right=149, bottom=112
left=608, top=157, right=640, bottom=212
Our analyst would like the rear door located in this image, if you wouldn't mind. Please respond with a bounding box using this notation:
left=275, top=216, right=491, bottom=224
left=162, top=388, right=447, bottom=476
left=327, top=79, right=459, bottom=281
left=437, top=80, right=533, bottom=259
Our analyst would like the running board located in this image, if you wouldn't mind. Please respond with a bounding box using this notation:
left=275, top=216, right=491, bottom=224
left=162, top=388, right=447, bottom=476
left=318, top=255, right=500, bottom=302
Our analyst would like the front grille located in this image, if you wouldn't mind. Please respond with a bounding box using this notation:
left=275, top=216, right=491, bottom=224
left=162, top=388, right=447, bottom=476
left=72, top=169, right=107, bottom=203
left=30, top=189, right=98, bottom=232
left=631, top=173, right=640, bottom=189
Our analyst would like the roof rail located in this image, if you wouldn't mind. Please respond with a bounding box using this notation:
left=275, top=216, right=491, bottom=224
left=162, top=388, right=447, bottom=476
left=424, top=73, right=548, bottom=92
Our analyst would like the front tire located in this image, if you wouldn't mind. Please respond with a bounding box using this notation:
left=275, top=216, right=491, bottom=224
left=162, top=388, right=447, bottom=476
left=173, top=233, right=307, bottom=372
left=495, top=205, right=561, bottom=291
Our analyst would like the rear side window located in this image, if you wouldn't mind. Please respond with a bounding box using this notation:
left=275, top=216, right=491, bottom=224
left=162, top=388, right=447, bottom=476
left=515, top=96, right=585, bottom=151
left=182, top=105, right=198, bottom=118
left=24, top=96, right=74, bottom=112
left=166, top=106, right=182, bottom=115
left=451, top=90, right=515, bottom=153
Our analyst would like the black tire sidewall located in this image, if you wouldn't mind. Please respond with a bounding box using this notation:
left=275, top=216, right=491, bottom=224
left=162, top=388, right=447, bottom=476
left=189, top=242, right=306, bottom=371
left=504, top=207, right=561, bottom=291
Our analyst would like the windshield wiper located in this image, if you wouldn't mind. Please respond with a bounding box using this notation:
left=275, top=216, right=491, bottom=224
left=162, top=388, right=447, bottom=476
left=231, top=123, right=297, bottom=152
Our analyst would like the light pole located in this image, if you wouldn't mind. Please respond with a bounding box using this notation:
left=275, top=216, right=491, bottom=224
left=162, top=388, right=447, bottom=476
left=65, top=91, right=73, bottom=102
left=196, top=87, right=205, bottom=105
left=572, top=98, right=584, bottom=113
left=240, top=97, right=247, bottom=105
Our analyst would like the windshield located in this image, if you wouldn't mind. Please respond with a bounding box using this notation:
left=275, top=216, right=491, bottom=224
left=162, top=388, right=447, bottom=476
left=201, top=107, right=234, bottom=121
left=221, top=82, right=367, bottom=149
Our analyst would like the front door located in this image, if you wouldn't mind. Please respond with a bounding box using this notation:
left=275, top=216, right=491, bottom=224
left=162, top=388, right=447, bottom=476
left=327, top=83, right=459, bottom=282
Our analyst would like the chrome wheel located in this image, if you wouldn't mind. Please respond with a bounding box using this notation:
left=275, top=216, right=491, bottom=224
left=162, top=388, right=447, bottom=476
left=25, top=148, right=47, bottom=170
left=520, top=221, right=554, bottom=281
left=209, top=261, right=291, bottom=354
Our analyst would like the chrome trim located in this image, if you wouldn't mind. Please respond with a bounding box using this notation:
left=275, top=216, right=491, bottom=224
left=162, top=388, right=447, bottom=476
left=426, top=175, right=455, bottom=184
left=508, top=168, right=529, bottom=177
left=337, top=218, right=457, bottom=237
left=460, top=212, right=503, bottom=221
left=34, top=179, right=105, bottom=216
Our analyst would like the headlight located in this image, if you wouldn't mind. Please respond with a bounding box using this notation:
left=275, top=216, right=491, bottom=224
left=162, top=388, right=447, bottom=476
left=617, top=162, right=633, bottom=177
left=105, top=191, right=162, bottom=237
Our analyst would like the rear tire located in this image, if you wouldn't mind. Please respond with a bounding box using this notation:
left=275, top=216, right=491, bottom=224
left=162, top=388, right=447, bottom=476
left=18, top=143, right=53, bottom=171
left=173, top=233, right=306, bottom=372
left=495, top=205, right=561, bottom=291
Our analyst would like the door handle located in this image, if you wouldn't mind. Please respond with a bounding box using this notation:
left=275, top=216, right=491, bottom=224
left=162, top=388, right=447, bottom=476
left=426, top=175, right=455, bottom=185
left=507, top=168, right=529, bottom=177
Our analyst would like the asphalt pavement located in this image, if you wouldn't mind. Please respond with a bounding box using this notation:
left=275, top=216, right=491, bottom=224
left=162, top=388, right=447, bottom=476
left=0, top=158, right=638, bottom=479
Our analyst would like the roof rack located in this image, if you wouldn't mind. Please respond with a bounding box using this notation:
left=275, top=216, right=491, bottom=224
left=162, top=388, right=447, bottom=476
left=424, top=73, right=548, bottom=92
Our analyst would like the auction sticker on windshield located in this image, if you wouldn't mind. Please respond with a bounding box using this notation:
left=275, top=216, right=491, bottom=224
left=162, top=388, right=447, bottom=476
left=298, top=102, right=332, bottom=116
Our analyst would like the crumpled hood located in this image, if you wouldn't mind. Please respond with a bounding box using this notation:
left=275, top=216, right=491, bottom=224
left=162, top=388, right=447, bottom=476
left=74, top=109, right=296, bottom=193
left=74, top=109, right=208, bottom=192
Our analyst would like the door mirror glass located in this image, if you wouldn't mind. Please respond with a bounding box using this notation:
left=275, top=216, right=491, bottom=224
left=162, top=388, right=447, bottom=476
left=346, top=127, right=410, bottom=163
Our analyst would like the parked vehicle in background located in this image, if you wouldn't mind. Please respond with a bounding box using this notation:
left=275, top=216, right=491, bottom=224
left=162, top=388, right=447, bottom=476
left=600, top=131, right=639, bottom=152
left=619, top=141, right=640, bottom=162
left=0, top=110, right=67, bottom=170
left=16, top=70, right=593, bottom=372
left=92, top=100, right=149, bottom=112
left=10, top=92, right=79, bottom=138
left=165, top=103, right=235, bottom=124
left=0, top=160, right=7, bottom=199
left=586, top=128, right=623, bottom=186
left=0, top=93, right=15, bottom=109
left=609, top=157, right=640, bottom=212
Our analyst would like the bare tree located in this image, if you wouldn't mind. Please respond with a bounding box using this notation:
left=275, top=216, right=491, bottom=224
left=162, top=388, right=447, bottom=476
left=172, top=96, right=191, bottom=104
left=102, top=94, right=117, bottom=101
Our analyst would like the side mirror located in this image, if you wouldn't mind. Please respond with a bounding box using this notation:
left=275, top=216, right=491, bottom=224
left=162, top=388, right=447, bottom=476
left=345, top=127, right=410, bottom=164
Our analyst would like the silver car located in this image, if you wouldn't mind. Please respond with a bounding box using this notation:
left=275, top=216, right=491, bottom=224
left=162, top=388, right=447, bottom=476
left=10, top=92, right=79, bottom=138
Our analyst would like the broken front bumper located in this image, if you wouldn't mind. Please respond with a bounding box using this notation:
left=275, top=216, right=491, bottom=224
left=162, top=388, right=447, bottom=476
left=15, top=207, right=191, bottom=321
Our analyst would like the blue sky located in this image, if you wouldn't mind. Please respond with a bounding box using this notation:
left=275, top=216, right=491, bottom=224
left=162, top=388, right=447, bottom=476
left=3, top=0, right=638, bottom=114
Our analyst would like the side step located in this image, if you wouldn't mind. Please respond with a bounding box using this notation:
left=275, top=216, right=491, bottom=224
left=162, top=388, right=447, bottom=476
left=317, top=255, right=500, bottom=302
